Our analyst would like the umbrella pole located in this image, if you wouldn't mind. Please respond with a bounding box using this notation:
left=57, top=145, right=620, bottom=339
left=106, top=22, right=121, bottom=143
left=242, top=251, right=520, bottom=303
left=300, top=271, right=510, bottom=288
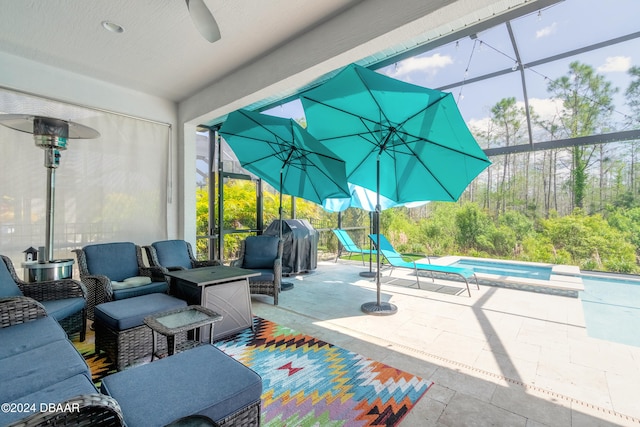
left=361, top=155, right=397, bottom=315
left=279, top=169, right=283, bottom=240
left=359, top=211, right=376, bottom=278
left=278, top=168, right=295, bottom=291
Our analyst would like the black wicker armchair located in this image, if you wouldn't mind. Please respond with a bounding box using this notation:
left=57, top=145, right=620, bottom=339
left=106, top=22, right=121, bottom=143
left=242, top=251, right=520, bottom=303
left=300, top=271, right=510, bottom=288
left=73, top=242, right=169, bottom=321
left=144, top=239, right=220, bottom=272
left=230, top=235, right=283, bottom=305
left=0, top=255, right=87, bottom=341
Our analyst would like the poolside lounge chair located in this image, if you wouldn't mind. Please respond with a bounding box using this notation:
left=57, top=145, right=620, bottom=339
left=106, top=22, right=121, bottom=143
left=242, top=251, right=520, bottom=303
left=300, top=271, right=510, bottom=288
left=369, top=234, right=479, bottom=297
left=332, top=229, right=377, bottom=265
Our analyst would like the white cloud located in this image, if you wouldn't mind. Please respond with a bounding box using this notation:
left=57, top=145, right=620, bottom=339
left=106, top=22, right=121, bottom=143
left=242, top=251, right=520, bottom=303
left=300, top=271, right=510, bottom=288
left=468, top=117, right=492, bottom=132
left=387, top=54, right=453, bottom=78
left=536, top=22, right=558, bottom=38
left=467, top=98, right=564, bottom=133
left=521, top=98, right=565, bottom=121
left=597, top=56, right=632, bottom=73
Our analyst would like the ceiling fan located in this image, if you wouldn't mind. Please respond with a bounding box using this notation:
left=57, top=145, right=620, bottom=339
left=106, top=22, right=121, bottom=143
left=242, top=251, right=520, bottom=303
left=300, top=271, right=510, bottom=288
left=186, top=0, right=221, bottom=43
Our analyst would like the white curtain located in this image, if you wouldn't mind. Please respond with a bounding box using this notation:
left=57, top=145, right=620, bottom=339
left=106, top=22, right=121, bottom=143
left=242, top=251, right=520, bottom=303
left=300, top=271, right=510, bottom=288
left=0, top=88, right=170, bottom=271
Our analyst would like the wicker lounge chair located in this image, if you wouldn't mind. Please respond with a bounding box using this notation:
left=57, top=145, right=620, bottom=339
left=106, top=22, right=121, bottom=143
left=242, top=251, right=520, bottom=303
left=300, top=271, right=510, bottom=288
left=144, top=239, right=219, bottom=272
left=369, top=234, right=479, bottom=297
left=230, top=235, right=283, bottom=305
left=73, top=242, right=169, bottom=320
left=0, top=255, right=87, bottom=340
left=144, top=240, right=220, bottom=304
left=332, top=229, right=377, bottom=265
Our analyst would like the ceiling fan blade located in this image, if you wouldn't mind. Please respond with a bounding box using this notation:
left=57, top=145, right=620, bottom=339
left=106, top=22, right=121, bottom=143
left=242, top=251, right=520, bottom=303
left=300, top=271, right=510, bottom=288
left=186, top=0, right=221, bottom=43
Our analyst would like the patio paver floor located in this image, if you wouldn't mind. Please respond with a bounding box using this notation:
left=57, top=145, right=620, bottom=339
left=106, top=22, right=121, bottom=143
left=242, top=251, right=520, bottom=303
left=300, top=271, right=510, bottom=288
left=251, top=260, right=640, bottom=426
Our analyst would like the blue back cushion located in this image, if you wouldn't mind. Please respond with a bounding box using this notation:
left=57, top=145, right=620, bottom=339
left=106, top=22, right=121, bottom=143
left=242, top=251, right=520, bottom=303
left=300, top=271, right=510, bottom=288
left=83, top=242, right=139, bottom=282
left=152, top=240, right=192, bottom=270
left=0, top=258, right=23, bottom=297
left=243, top=236, right=279, bottom=269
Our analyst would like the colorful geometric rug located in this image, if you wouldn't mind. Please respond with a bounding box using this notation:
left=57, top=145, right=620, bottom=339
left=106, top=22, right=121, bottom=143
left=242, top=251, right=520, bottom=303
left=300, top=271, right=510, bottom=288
left=73, top=332, right=116, bottom=389
left=214, top=317, right=432, bottom=427
left=75, top=317, right=432, bottom=426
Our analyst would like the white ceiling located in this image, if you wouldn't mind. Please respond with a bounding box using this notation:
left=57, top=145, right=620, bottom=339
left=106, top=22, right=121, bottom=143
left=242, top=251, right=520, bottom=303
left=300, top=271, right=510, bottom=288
left=0, top=0, right=362, bottom=102
left=0, top=0, right=551, bottom=125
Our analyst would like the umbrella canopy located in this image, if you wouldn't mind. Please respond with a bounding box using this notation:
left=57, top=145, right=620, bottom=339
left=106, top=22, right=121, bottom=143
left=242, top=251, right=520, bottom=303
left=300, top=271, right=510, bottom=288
left=301, top=64, right=490, bottom=204
left=323, top=182, right=428, bottom=212
left=301, top=63, right=491, bottom=314
left=219, top=109, right=350, bottom=237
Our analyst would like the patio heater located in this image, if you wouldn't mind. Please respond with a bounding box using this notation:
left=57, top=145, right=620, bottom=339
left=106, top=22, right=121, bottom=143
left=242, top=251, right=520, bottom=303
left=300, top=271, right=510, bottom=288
left=0, top=114, right=100, bottom=281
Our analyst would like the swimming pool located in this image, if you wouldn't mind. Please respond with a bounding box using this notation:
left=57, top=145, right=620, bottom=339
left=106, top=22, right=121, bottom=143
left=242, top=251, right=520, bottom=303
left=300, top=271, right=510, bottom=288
left=430, top=256, right=583, bottom=296
left=449, top=258, right=552, bottom=280
left=580, top=273, right=640, bottom=347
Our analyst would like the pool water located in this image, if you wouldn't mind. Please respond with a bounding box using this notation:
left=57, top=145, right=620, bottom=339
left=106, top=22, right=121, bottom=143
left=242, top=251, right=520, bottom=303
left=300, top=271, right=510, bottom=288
left=580, top=274, right=640, bottom=347
left=449, top=259, right=552, bottom=280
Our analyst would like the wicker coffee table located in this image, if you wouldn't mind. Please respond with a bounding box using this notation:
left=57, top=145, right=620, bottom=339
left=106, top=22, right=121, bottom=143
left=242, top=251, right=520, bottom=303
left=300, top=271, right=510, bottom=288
left=144, top=305, right=222, bottom=360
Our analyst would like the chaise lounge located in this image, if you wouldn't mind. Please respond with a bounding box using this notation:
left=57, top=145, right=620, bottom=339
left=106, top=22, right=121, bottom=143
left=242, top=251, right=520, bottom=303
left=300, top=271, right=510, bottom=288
left=332, top=229, right=377, bottom=266
left=369, top=234, right=479, bottom=297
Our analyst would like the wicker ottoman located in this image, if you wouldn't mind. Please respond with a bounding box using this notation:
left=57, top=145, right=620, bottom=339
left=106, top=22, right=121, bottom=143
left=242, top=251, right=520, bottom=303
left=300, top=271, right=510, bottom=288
left=100, top=345, right=262, bottom=427
left=94, top=293, right=187, bottom=370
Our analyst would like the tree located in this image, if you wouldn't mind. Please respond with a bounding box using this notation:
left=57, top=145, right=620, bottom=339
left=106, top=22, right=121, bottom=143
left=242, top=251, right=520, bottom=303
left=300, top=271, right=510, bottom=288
left=547, top=62, right=617, bottom=210
left=489, top=97, right=527, bottom=214
left=625, top=66, right=640, bottom=198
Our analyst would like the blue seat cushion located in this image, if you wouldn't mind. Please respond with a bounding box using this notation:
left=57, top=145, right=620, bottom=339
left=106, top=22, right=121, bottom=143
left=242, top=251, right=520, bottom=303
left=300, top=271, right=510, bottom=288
left=112, top=280, right=169, bottom=300
left=0, top=374, right=98, bottom=426
left=83, top=242, right=140, bottom=282
left=0, top=260, right=23, bottom=297
left=0, top=339, right=90, bottom=403
left=94, top=293, right=187, bottom=331
left=152, top=240, right=192, bottom=270
left=101, top=345, right=262, bottom=427
left=0, top=316, right=68, bottom=360
left=243, top=236, right=279, bottom=269
left=248, top=269, right=275, bottom=283
left=40, top=297, right=85, bottom=321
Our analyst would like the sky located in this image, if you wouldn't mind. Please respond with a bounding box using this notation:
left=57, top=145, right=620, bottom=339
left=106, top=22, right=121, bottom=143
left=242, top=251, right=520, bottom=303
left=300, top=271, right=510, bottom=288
left=202, top=0, right=640, bottom=184
left=263, top=0, right=640, bottom=132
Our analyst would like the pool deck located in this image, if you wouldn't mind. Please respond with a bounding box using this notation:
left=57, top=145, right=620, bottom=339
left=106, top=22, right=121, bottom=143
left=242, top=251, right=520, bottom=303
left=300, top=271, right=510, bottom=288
left=252, top=260, right=640, bottom=426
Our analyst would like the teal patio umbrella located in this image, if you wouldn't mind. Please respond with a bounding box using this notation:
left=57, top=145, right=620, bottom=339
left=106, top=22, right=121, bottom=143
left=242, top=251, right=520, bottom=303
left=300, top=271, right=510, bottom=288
left=219, top=109, right=350, bottom=239
left=301, top=64, right=491, bottom=315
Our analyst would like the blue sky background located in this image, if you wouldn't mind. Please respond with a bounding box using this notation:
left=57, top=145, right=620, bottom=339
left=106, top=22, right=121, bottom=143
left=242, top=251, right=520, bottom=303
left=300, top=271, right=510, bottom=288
left=204, top=0, right=640, bottom=185
left=264, top=0, right=640, bottom=135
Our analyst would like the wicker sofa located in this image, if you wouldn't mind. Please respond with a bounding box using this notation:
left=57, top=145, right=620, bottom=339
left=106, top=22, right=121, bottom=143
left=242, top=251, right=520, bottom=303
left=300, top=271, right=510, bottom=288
left=0, top=254, right=87, bottom=341
left=0, top=296, right=124, bottom=426
left=0, top=296, right=262, bottom=427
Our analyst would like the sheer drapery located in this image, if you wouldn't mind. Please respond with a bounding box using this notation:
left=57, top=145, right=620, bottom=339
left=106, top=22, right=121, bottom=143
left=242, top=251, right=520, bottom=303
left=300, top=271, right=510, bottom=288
left=0, top=88, right=170, bottom=268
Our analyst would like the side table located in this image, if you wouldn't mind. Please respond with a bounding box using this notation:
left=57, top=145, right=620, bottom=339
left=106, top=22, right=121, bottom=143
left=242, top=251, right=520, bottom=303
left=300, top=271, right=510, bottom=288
left=144, top=305, right=222, bottom=360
